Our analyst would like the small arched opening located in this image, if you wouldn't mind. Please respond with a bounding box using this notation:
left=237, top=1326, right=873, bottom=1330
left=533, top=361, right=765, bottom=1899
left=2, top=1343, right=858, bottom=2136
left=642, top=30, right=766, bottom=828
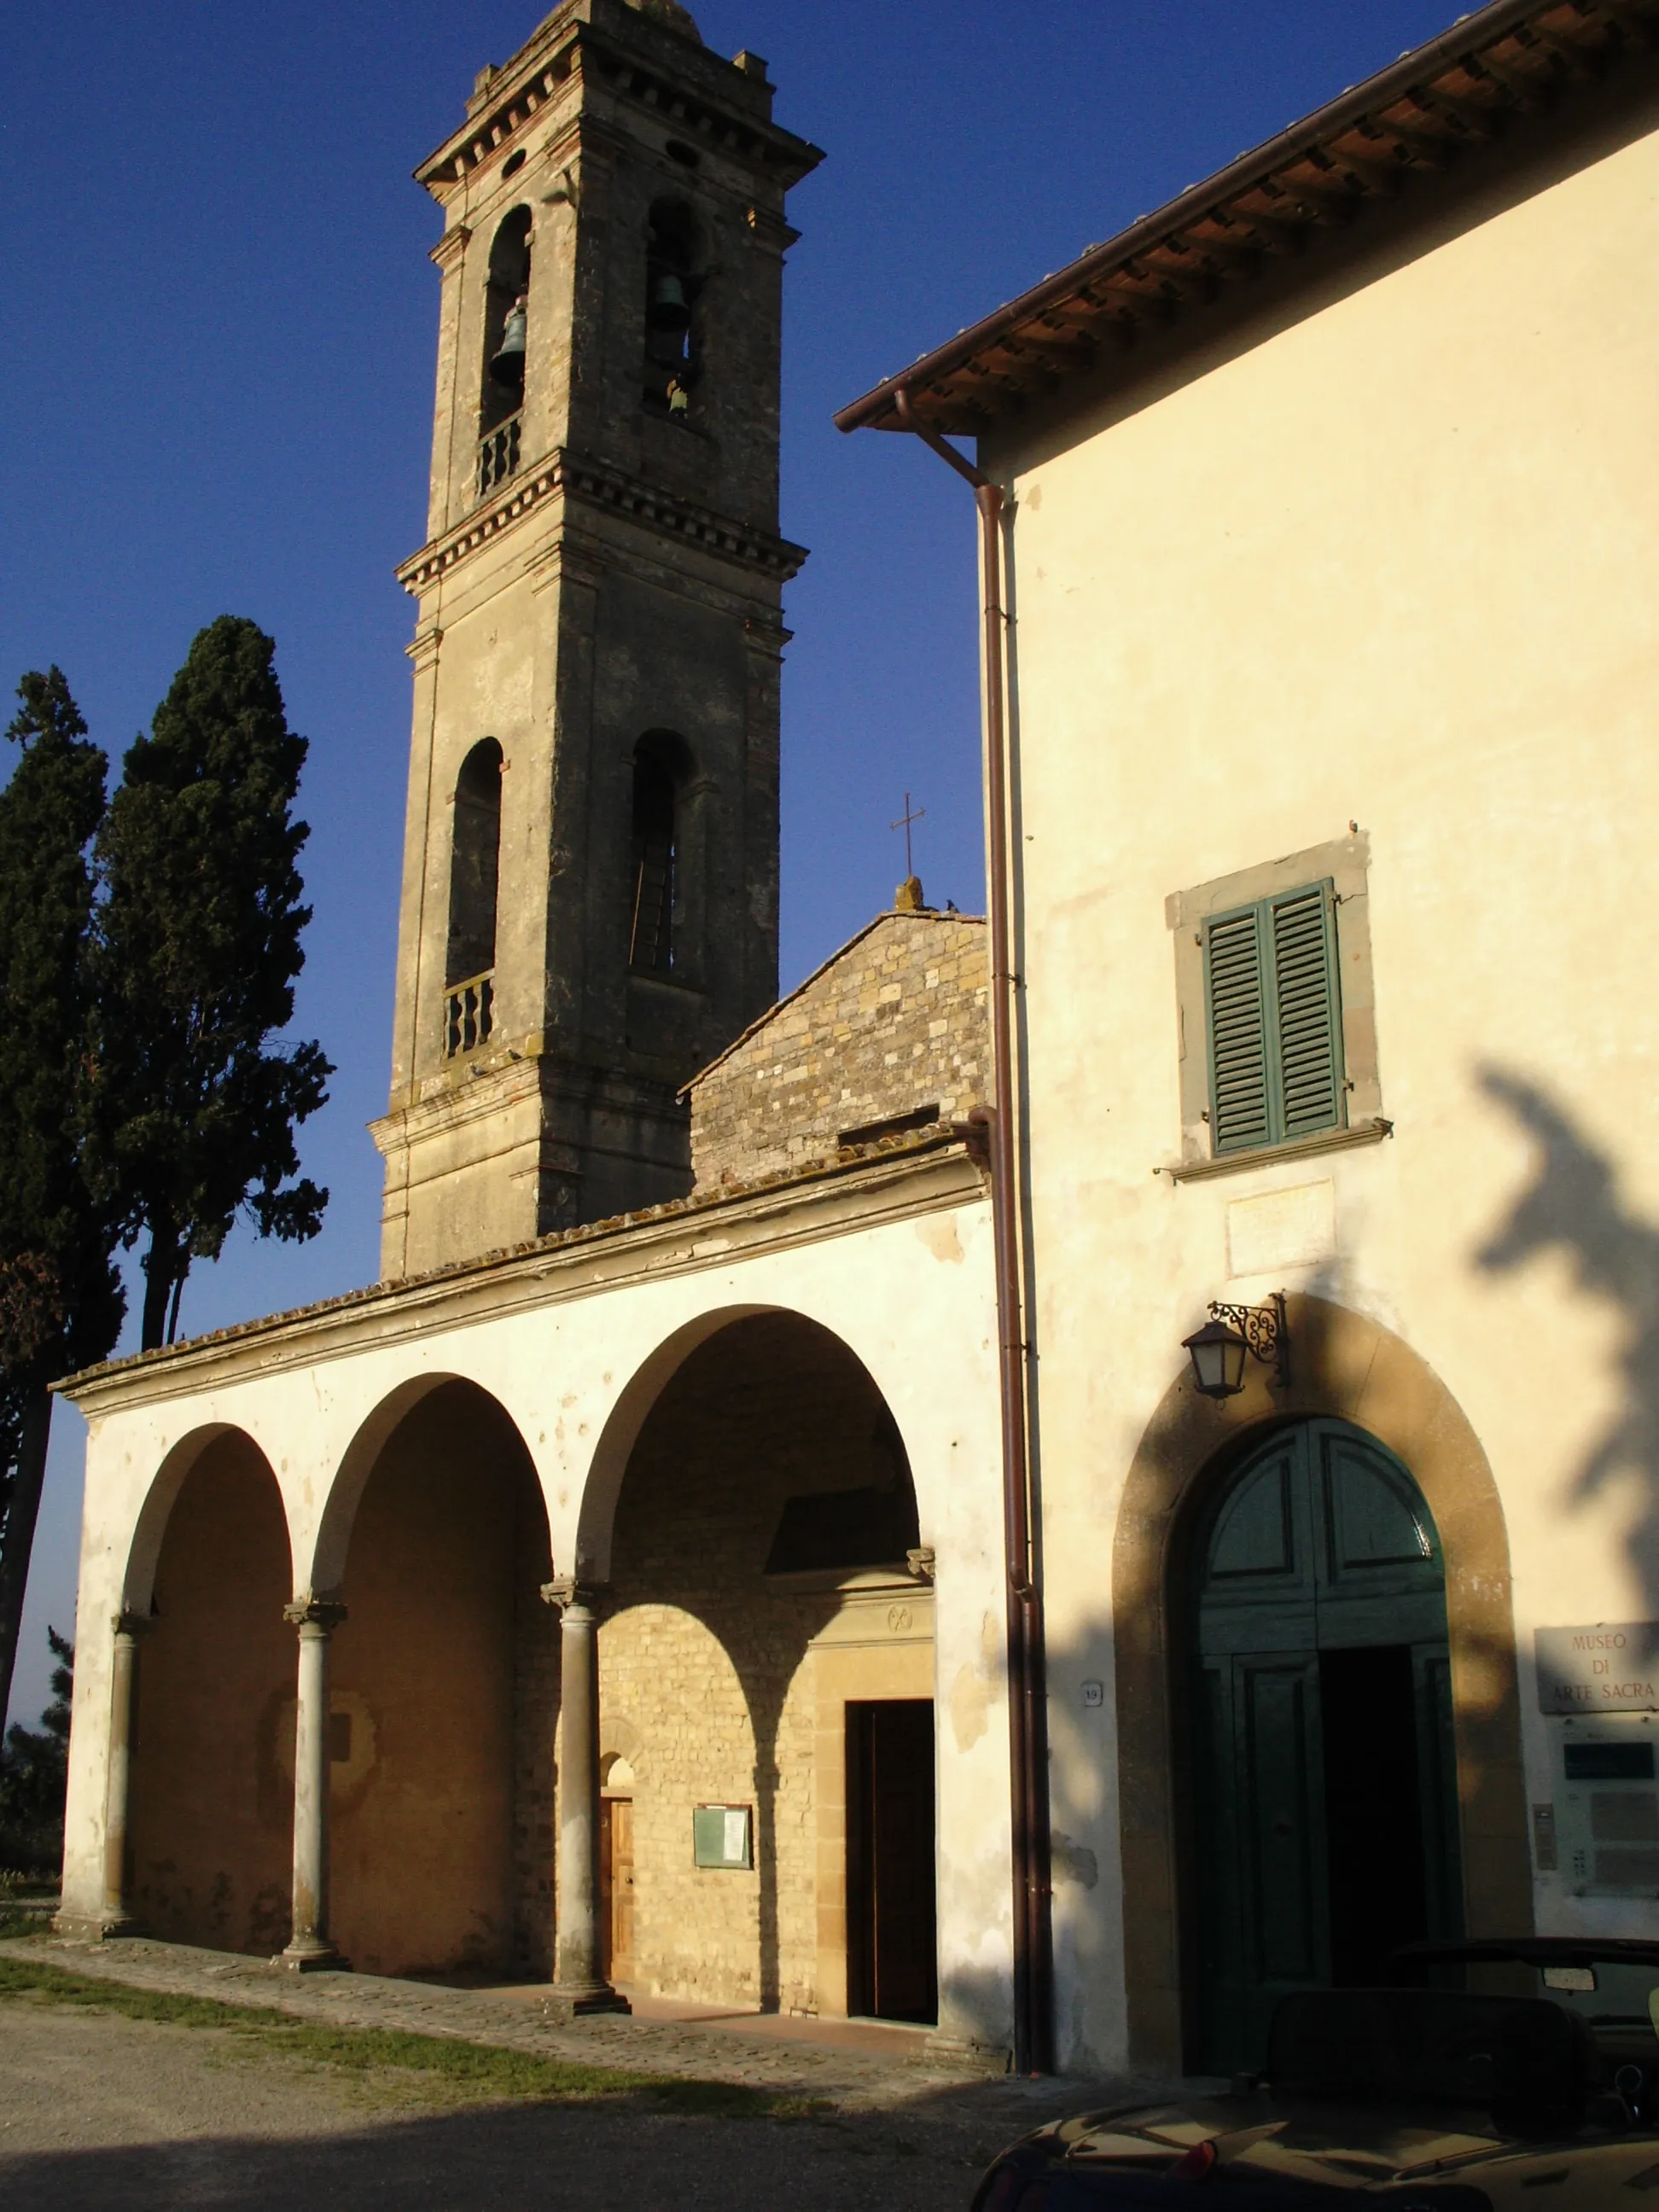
left=643, top=198, right=702, bottom=418
left=480, top=207, right=533, bottom=437
left=126, top=1429, right=294, bottom=1956
left=324, top=1378, right=553, bottom=1980
left=591, top=1310, right=935, bottom=2026
left=628, top=731, right=690, bottom=977
left=446, top=738, right=503, bottom=1047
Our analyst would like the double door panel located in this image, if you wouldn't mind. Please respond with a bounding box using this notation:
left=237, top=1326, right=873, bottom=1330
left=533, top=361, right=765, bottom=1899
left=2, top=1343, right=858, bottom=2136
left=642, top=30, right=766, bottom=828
left=1194, top=1422, right=1461, bottom=2073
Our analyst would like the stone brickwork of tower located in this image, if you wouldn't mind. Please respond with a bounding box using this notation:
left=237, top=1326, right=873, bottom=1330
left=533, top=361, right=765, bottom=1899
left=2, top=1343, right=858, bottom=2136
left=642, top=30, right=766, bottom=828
left=370, top=0, right=820, bottom=1279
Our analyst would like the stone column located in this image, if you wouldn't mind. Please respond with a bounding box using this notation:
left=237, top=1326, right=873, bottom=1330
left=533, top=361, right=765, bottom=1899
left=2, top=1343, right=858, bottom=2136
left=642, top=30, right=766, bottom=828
left=99, top=1611, right=150, bottom=1935
left=542, top=1579, right=629, bottom=2012
left=280, top=1597, right=348, bottom=1972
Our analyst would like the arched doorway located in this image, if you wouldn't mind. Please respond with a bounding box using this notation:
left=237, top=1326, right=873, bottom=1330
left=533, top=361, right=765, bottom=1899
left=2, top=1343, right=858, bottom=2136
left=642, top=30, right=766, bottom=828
left=126, top=1429, right=293, bottom=1955
left=325, top=1379, right=553, bottom=1980
left=595, top=1311, right=936, bottom=2024
left=1189, top=1417, right=1462, bottom=2072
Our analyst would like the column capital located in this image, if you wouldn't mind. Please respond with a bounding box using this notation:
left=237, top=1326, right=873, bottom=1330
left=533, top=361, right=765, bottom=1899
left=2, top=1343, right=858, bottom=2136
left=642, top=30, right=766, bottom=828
left=111, top=1610, right=154, bottom=1640
left=539, top=1577, right=609, bottom=1615
left=283, top=1595, right=347, bottom=1633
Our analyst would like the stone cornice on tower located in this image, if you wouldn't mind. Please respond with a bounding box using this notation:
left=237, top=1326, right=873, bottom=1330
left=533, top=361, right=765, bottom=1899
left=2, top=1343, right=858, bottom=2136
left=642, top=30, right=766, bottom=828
left=394, top=446, right=809, bottom=597
left=415, top=0, right=823, bottom=203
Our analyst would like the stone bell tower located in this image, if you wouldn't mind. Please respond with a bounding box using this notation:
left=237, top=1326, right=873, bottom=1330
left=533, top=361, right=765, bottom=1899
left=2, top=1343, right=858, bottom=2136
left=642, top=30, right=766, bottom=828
left=371, top=0, right=820, bottom=1279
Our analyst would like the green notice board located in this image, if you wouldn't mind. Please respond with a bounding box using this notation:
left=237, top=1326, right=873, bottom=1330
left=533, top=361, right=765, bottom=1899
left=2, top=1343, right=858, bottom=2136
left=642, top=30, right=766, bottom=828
left=693, top=1802, right=753, bottom=1869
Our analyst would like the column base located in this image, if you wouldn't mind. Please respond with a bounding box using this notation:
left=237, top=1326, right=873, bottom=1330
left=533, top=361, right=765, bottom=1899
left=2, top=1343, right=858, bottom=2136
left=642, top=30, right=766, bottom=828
left=277, top=1943, right=351, bottom=1974
left=547, top=1982, right=632, bottom=2018
left=51, top=1911, right=143, bottom=1943
left=922, top=2029, right=1012, bottom=2075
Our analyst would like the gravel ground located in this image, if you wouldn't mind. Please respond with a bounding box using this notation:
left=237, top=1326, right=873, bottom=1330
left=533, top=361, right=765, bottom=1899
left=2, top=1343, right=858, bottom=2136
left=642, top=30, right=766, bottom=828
left=0, top=1959, right=1097, bottom=2210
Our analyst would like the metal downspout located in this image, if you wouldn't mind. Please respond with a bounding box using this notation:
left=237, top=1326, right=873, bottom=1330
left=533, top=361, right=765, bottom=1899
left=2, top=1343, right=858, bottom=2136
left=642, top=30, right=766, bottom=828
left=892, top=388, right=1052, bottom=2074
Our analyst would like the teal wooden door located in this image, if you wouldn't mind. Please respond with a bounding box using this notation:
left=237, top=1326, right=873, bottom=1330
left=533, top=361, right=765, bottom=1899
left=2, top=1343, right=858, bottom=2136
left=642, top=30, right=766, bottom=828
left=1192, top=1420, right=1461, bottom=2074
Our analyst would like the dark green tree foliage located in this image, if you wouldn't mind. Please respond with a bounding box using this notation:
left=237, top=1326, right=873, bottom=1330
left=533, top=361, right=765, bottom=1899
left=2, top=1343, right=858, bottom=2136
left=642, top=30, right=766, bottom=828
left=91, top=619, right=334, bottom=1349
left=0, top=672, right=122, bottom=1729
left=0, top=1627, right=73, bottom=1873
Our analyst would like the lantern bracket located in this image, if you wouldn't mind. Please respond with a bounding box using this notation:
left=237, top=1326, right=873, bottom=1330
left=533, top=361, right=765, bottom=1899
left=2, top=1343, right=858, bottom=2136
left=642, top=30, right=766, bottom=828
left=1208, top=1291, right=1290, bottom=1389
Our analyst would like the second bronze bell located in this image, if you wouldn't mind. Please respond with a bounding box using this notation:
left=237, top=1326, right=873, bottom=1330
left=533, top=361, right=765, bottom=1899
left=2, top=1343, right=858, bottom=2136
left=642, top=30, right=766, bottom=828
left=490, top=297, right=527, bottom=390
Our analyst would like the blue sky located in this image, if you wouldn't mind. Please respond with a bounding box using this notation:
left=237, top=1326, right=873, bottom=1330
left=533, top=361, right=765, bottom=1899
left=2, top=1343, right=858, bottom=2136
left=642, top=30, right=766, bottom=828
left=0, top=0, right=1460, bottom=1726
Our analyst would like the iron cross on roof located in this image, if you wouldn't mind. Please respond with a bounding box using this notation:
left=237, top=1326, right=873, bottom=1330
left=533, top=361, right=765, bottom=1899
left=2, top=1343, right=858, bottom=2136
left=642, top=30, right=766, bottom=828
left=890, top=791, right=926, bottom=877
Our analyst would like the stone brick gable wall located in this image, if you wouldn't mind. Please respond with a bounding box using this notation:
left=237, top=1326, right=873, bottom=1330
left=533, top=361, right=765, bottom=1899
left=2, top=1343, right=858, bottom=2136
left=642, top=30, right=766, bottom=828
left=689, top=910, right=988, bottom=1190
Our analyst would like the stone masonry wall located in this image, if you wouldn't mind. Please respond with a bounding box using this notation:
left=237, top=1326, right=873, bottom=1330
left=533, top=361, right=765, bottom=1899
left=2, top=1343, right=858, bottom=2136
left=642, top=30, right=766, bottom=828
left=688, top=908, right=988, bottom=1190
left=599, top=1312, right=917, bottom=2013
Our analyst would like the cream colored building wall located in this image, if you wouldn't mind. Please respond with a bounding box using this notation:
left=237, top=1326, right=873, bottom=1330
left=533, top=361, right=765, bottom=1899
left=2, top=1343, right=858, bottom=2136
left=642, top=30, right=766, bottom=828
left=60, top=1170, right=1013, bottom=2050
left=990, top=106, right=1659, bottom=2072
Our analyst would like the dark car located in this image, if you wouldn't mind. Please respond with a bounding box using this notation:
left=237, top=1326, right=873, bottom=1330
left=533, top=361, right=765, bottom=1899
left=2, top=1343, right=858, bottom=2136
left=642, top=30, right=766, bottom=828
left=969, top=1984, right=1659, bottom=2205
left=1394, top=1936, right=1659, bottom=2125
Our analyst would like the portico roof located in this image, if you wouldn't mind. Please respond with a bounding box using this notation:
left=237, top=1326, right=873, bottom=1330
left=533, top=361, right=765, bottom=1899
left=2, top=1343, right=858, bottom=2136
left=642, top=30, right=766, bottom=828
left=835, top=0, right=1659, bottom=437
left=55, top=1126, right=983, bottom=1410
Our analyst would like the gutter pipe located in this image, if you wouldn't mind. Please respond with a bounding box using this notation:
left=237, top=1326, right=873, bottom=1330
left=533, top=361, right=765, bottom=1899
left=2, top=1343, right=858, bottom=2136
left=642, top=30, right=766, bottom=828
left=892, top=387, right=1052, bottom=2075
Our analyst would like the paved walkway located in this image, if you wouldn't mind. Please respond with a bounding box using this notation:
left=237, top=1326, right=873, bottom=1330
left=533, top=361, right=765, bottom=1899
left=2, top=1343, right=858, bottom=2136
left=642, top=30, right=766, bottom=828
left=3, top=1932, right=1087, bottom=2114
left=0, top=1933, right=1185, bottom=2210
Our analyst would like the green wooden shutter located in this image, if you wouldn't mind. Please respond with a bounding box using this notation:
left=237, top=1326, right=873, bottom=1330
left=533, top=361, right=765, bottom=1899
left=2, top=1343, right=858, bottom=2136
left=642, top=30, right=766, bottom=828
left=1204, top=880, right=1344, bottom=1154
left=1266, top=882, right=1344, bottom=1141
left=1204, top=904, right=1272, bottom=1152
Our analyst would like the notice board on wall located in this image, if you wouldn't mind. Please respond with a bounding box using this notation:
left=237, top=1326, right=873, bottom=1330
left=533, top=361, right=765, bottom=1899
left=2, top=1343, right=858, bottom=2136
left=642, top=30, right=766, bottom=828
left=693, top=1803, right=753, bottom=1869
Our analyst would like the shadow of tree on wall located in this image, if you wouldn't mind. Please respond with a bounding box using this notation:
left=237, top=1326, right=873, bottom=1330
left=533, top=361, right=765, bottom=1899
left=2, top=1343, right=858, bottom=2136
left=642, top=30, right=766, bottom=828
left=1476, top=1067, right=1659, bottom=1613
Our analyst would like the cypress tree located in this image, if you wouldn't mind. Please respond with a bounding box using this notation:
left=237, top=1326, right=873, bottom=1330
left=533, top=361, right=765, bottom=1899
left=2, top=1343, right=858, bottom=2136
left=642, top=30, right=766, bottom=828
left=0, top=671, right=122, bottom=1727
left=90, top=618, right=334, bottom=1350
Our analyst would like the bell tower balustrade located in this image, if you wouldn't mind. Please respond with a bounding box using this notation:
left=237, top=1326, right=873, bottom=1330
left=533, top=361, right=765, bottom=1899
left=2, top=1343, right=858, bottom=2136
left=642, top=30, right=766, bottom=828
left=445, top=970, right=494, bottom=1058
left=477, top=412, right=521, bottom=498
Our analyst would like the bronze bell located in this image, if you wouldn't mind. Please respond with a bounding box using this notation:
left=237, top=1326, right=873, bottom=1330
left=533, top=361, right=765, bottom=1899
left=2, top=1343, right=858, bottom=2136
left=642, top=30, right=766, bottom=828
left=489, top=297, right=527, bottom=390
left=648, top=272, right=690, bottom=331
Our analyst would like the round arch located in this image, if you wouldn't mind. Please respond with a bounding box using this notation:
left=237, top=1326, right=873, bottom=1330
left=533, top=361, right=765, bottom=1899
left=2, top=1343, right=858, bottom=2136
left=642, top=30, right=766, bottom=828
left=574, top=1303, right=930, bottom=1582
left=587, top=1302, right=934, bottom=2024
left=317, top=1372, right=555, bottom=1980
left=310, top=1371, right=503, bottom=1596
left=575, top=1305, right=776, bottom=1580
left=1111, top=1291, right=1531, bottom=2074
left=121, top=1423, right=290, bottom=1617
left=125, top=1425, right=294, bottom=1956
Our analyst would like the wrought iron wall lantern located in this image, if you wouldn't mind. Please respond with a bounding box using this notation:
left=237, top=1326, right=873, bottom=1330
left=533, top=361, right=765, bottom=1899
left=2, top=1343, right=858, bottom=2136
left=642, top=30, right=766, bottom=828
left=1182, top=1291, right=1290, bottom=1399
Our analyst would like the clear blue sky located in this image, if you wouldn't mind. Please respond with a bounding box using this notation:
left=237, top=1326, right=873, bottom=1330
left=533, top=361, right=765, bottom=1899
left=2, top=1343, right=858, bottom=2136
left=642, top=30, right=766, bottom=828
left=0, top=0, right=1458, bottom=1726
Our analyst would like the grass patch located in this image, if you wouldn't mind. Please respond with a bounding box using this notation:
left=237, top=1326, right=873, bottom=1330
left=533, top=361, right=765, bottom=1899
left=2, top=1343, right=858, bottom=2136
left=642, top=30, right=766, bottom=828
left=0, top=1954, right=822, bottom=2118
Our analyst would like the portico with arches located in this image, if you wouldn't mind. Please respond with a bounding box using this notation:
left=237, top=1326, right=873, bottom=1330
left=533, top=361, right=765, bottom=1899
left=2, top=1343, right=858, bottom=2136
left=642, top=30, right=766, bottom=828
left=59, top=1132, right=1013, bottom=2046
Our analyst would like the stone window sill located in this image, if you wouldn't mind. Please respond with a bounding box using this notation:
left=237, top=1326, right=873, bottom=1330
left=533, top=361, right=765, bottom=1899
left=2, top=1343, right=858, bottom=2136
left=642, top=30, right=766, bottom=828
left=628, top=968, right=706, bottom=998
left=1157, top=1115, right=1393, bottom=1184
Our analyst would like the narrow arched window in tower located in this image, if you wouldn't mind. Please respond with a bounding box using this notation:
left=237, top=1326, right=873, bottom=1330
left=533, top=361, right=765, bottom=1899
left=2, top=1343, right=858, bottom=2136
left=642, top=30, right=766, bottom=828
left=629, top=736, right=684, bottom=975
left=643, top=201, right=701, bottom=419
left=478, top=207, right=532, bottom=496
left=445, top=739, right=502, bottom=1055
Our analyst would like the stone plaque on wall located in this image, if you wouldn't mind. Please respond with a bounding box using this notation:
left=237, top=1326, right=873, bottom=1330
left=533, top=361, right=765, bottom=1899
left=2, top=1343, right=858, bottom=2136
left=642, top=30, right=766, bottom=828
left=1535, top=1623, right=1659, bottom=1714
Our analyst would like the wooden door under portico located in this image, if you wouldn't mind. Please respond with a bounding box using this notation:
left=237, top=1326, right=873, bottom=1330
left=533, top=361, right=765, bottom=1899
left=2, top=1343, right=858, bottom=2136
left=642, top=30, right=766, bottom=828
left=846, top=1699, right=937, bottom=2023
left=600, top=1794, right=635, bottom=1985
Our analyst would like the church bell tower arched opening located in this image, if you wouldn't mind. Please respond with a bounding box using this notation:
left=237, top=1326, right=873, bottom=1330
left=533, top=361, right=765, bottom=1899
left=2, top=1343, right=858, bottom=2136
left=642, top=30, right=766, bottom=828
left=373, top=1, right=821, bottom=1278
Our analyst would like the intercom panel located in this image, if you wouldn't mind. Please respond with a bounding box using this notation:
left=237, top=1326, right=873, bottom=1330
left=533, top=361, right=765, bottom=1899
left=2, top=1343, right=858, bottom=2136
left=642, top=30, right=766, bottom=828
left=1556, top=1714, right=1659, bottom=1897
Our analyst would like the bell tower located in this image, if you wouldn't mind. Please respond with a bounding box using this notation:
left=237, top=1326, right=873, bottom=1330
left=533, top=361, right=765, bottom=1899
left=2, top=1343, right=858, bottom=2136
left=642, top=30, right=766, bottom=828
left=372, top=0, right=820, bottom=1279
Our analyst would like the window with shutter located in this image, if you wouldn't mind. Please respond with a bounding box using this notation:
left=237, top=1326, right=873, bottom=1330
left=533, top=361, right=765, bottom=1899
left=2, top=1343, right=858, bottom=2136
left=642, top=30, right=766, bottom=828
left=1203, top=880, right=1344, bottom=1155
